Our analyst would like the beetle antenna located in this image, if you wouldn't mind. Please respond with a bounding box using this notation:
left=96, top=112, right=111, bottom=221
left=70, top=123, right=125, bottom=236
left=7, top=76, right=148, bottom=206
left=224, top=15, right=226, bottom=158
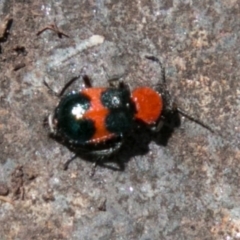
left=43, top=79, right=59, bottom=97
left=145, top=55, right=166, bottom=84
left=44, top=74, right=92, bottom=98
left=58, top=75, right=82, bottom=97
left=145, top=55, right=214, bottom=133
left=176, top=107, right=214, bottom=133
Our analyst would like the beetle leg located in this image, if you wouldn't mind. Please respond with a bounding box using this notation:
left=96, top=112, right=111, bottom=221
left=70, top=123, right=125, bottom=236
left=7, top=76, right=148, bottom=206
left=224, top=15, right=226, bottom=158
left=82, top=75, right=92, bottom=88
left=63, top=154, right=78, bottom=170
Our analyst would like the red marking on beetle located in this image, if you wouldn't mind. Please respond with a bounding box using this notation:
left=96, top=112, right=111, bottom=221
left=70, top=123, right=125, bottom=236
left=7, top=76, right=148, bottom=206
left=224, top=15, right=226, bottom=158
left=81, top=88, right=115, bottom=142
left=131, top=87, right=163, bottom=124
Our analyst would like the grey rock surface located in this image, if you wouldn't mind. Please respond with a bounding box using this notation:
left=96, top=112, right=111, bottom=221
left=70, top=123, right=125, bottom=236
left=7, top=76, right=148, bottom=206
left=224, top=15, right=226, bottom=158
left=0, top=1, right=240, bottom=239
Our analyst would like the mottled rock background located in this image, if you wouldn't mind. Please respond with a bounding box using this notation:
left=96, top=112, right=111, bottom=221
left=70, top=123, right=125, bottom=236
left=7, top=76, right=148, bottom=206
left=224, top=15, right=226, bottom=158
left=0, top=0, right=240, bottom=239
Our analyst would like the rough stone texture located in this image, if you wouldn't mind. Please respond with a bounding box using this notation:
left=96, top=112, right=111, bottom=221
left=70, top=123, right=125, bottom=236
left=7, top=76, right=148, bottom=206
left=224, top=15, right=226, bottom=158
left=0, top=0, right=240, bottom=239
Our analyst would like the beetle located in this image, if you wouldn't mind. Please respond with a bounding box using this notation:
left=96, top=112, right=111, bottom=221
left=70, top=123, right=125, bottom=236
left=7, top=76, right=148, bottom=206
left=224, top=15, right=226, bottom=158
left=45, top=56, right=214, bottom=169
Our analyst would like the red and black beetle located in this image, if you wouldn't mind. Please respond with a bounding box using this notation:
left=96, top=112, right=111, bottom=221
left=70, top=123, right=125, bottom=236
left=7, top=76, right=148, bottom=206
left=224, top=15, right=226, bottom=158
left=45, top=56, right=213, bottom=169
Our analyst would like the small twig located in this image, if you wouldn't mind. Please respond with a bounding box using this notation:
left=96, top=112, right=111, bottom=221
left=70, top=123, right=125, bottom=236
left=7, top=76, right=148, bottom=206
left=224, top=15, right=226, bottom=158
left=13, top=62, right=26, bottom=71
left=98, top=198, right=107, bottom=211
left=36, top=21, right=69, bottom=38
left=31, top=10, right=44, bottom=17
left=0, top=196, right=14, bottom=205
left=0, top=14, right=13, bottom=40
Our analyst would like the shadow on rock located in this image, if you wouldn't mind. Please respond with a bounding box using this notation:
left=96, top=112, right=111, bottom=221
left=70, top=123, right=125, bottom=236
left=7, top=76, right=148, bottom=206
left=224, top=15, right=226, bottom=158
left=47, top=110, right=181, bottom=172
